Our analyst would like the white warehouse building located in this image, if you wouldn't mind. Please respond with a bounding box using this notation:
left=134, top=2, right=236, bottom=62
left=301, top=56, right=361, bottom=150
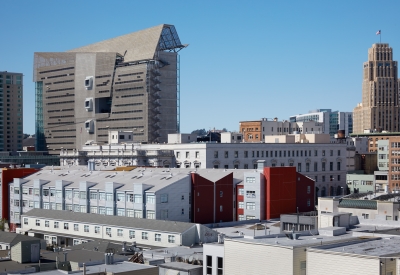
left=21, top=209, right=218, bottom=248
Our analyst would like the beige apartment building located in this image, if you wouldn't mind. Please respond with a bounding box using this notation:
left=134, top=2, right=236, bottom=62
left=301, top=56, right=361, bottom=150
left=0, top=71, right=23, bottom=151
left=239, top=118, right=323, bottom=142
left=353, top=43, right=400, bottom=134
left=33, top=24, right=186, bottom=154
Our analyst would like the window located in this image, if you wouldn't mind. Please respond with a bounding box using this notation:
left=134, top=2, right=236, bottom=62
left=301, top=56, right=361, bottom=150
left=297, top=163, right=301, bottom=172
left=106, top=227, right=111, bottom=236
left=330, top=150, right=333, bottom=156
left=306, top=163, right=310, bottom=172
left=14, top=187, right=20, bottom=194
left=307, top=199, right=310, bottom=207
left=206, top=255, right=212, bottom=275
left=181, top=208, right=185, bottom=215
left=337, top=162, right=341, bottom=171
left=146, top=194, right=155, bottom=204
left=106, top=207, right=113, bottom=215
left=127, top=194, right=134, bottom=202
left=300, top=261, right=306, bottom=274
left=84, top=225, right=89, bottom=233
left=234, top=151, right=238, bottom=158
left=238, top=188, right=244, bottom=195
left=155, top=233, right=161, bottom=242
left=161, top=209, right=168, bottom=219
left=54, top=222, right=59, bottom=229
left=168, top=235, right=175, bottom=243
left=244, top=151, right=248, bottom=158
left=238, top=214, right=245, bottom=221
left=24, top=218, right=28, bottom=225
left=186, top=151, right=189, bottom=158
left=134, top=194, right=142, bottom=203
left=322, top=162, right=326, bottom=171
left=246, top=202, right=256, bottom=210
left=220, top=191, right=223, bottom=197
left=239, top=201, right=244, bottom=209
left=181, top=195, right=184, bottom=200
left=116, top=193, right=125, bottom=202
left=90, top=206, right=97, bottom=213
left=307, top=186, right=311, bottom=194
left=74, top=224, right=79, bottom=231
left=246, top=177, right=255, bottom=183
left=246, top=190, right=256, bottom=198
left=117, top=208, right=125, bottom=216
left=217, top=257, right=223, bottom=275
left=214, top=151, right=218, bottom=158
left=362, top=213, right=369, bottom=219
left=129, top=230, right=135, bottom=239
left=117, top=229, right=123, bottom=237
left=99, top=192, right=105, bottom=200
left=142, top=232, right=148, bottom=240
left=95, top=226, right=100, bottom=234
left=90, top=191, right=97, bottom=200
left=322, top=150, right=325, bottom=156
left=314, top=162, right=318, bottom=171
left=64, top=223, right=69, bottom=230
left=147, top=210, right=155, bottom=219
left=106, top=193, right=113, bottom=201
left=161, top=194, right=168, bottom=203
left=195, top=151, right=199, bottom=158
left=45, top=220, right=49, bottom=227
left=330, top=162, right=333, bottom=171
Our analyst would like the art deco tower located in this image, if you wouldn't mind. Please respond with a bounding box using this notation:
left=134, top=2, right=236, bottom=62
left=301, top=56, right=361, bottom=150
left=353, top=43, right=399, bottom=133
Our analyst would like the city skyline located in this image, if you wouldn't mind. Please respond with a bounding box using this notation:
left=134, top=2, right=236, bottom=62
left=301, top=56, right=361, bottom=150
left=1, top=1, right=400, bottom=135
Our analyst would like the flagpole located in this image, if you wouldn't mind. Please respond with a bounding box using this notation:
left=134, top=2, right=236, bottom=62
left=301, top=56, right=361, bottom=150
left=380, top=31, right=381, bottom=43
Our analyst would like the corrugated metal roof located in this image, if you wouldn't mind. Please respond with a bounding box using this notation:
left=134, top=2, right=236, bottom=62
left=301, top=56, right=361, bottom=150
left=338, top=199, right=377, bottom=210
left=23, top=209, right=195, bottom=234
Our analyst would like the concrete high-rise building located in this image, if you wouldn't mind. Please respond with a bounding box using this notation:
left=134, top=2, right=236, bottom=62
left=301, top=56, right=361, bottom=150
left=33, top=24, right=186, bottom=154
left=290, top=109, right=353, bottom=137
left=0, top=71, right=23, bottom=151
left=353, top=43, right=400, bottom=134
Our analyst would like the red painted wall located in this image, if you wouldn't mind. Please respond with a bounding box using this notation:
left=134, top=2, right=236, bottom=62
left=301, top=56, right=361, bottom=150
left=1, top=168, right=39, bottom=221
left=236, top=184, right=244, bottom=220
left=191, top=172, right=234, bottom=224
left=264, top=167, right=297, bottom=220
left=296, top=172, right=315, bottom=212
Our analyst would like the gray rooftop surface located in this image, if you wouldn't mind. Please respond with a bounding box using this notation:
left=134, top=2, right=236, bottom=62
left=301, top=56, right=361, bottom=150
left=311, top=237, right=400, bottom=256
left=159, top=261, right=203, bottom=271
left=0, top=231, right=41, bottom=245
left=24, top=209, right=196, bottom=234
left=225, top=233, right=370, bottom=248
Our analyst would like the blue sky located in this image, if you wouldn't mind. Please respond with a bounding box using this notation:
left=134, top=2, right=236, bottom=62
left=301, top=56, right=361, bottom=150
left=1, top=0, right=400, bottom=134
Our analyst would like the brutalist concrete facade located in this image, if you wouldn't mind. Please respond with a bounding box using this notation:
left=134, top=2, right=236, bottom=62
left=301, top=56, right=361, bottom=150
left=33, top=24, right=186, bottom=154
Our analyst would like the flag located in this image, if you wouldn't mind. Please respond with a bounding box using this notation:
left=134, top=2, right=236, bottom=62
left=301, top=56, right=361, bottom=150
left=376, top=30, right=381, bottom=35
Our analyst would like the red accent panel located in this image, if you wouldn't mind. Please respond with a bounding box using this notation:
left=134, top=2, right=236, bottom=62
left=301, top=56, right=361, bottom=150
left=264, top=167, right=297, bottom=220
left=191, top=172, right=234, bottom=224
left=1, top=168, right=39, bottom=222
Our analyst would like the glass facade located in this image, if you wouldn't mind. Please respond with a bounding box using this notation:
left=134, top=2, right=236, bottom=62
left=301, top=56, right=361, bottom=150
left=35, top=81, right=46, bottom=151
